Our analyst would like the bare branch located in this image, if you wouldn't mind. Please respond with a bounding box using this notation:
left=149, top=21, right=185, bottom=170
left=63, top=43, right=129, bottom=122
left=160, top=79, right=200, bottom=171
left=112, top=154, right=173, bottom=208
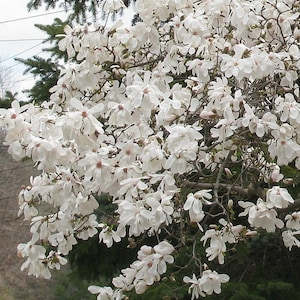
left=183, top=180, right=249, bottom=197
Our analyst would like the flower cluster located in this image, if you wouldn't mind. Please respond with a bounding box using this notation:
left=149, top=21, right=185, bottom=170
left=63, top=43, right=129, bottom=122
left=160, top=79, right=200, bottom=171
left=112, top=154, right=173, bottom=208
left=183, top=270, right=230, bottom=299
left=89, top=241, right=175, bottom=299
left=239, top=186, right=294, bottom=232
left=2, top=0, right=300, bottom=298
left=201, top=219, right=254, bottom=264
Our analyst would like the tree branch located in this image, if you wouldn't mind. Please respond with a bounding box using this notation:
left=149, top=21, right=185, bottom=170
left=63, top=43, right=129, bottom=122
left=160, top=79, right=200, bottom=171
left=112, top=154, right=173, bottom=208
left=183, top=180, right=249, bottom=197
left=278, top=199, right=300, bottom=214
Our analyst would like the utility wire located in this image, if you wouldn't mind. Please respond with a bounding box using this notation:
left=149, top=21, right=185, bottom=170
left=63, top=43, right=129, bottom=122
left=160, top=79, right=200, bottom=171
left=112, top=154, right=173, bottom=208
left=15, top=76, right=35, bottom=83
left=0, top=51, right=43, bottom=75
left=0, top=42, right=44, bottom=63
left=0, top=163, right=35, bottom=174
left=0, top=10, right=68, bottom=25
left=0, top=38, right=45, bottom=42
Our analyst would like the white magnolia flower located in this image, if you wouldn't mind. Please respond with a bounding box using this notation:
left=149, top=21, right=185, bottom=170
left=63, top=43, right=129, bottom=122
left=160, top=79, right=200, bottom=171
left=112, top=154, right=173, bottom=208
left=183, top=274, right=205, bottom=299
left=282, top=230, right=300, bottom=250
left=200, top=270, right=230, bottom=295
left=68, top=97, right=104, bottom=135
left=184, top=270, right=230, bottom=299
left=266, top=186, right=294, bottom=209
left=221, top=44, right=252, bottom=80
left=88, top=286, right=114, bottom=300
left=183, top=190, right=212, bottom=223
left=205, top=237, right=226, bottom=264
left=268, top=165, right=284, bottom=183
left=98, top=224, right=121, bottom=247
left=111, top=241, right=174, bottom=295
left=248, top=199, right=284, bottom=232
left=47, top=251, right=68, bottom=270
left=200, top=219, right=244, bottom=265
left=117, top=200, right=152, bottom=236
left=17, top=233, right=51, bottom=279
left=75, top=214, right=99, bottom=240
left=285, top=212, right=300, bottom=230
left=146, top=192, right=174, bottom=229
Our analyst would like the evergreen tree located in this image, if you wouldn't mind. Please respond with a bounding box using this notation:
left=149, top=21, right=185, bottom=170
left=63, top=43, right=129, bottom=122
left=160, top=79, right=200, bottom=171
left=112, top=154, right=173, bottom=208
left=27, top=0, right=134, bottom=22
left=0, top=90, right=18, bottom=108
left=16, top=18, right=67, bottom=104
left=16, top=56, right=61, bottom=104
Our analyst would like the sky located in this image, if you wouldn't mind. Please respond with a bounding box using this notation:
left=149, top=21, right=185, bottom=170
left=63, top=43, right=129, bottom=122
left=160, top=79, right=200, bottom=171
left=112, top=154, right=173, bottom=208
left=0, top=0, right=69, bottom=101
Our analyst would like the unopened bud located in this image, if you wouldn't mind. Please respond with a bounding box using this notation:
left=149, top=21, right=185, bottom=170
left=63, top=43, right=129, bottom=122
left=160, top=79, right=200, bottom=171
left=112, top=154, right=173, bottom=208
left=17, top=250, right=24, bottom=258
left=127, top=237, right=137, bottom=249
left=283, top=178, right=294, bottom=185
left=163, top=114, right=177, bottom=122
left=228, top=199, right=233, bottom=210
left=245, top=230, right=257, bottom=237
left=224, top=168, right=233, bottom=178
left=200, top=110, right=216, bottom=120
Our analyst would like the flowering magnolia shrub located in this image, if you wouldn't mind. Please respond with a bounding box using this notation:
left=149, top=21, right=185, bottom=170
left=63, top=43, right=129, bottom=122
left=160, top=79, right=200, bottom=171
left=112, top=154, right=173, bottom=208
left=3, top=0, right=300, bottom=298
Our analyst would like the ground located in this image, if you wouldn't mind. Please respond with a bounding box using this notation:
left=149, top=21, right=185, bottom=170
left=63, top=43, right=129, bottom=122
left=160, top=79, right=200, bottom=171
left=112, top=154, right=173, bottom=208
left=0, top=130, right=54, bottom=300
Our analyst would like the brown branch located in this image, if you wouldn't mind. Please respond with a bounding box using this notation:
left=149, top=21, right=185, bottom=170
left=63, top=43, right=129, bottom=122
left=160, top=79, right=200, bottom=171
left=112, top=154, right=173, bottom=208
left=183, top=180, right=249, bottom=196
left=277, top=199, right=300, bottom=214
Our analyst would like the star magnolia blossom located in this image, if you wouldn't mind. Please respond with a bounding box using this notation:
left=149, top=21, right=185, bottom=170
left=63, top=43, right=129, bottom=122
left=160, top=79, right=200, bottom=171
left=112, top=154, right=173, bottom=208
left=183, top=270, right=230, bottom=299
left=2, top=0, right=300, bottom=298
left=183, top=190, right=212, bottom=223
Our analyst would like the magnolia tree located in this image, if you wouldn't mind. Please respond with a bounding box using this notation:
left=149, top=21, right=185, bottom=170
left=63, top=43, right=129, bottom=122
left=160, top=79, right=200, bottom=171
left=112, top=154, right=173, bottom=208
left=2, top=0, right=300, bottom=298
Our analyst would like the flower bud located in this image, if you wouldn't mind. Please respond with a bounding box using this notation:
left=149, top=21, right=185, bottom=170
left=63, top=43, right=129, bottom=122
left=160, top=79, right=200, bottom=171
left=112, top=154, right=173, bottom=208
left=283, top=178, right=294, bottom=185
left=224, top=168, right=233, bottom=178
left=245, top=230, right=257, bottom=237
left=200, top=110, right=215, bottom=119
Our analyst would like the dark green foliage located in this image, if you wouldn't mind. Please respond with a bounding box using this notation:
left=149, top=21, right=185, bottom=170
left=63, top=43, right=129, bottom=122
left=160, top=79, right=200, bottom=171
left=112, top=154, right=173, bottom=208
left=68, top=194, right=136, bottom=280
left=256, top=281, right=297, bottom=299
left=16, top=18, right=67, bottom=104
left=64, top=200, right=300, bottom=299
left=128, top=280, right=189, bottom=300
left=27, top=0, right=134, bottom=22
left=280, top=164, right=300, bottom=199
left=34, top=18, right=69, bottom=61
left=0, top=90, right=24, bottom=108
left=120, top=280, right=300, bottom=300
left=68, top=234, right=137, bottom=280
left=16, top=56, right=61, bottom=103
left=204, top=281, right=300, bottom=300
left=52, top=272, right=98, bottom=300
left=214, top=283, right=266, bottom=300
left=0, top=99, right=12, bottom=108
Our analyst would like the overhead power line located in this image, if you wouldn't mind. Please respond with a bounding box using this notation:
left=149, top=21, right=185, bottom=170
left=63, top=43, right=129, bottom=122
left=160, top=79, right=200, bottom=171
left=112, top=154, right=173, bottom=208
left=1, top=50, right=44, bottom=73
left=0, top=10, right=68, bottom=25
left=15, top=76, right=35, bottom=83
left=0, top=38, right=45, bottom=42
left=0, top=42, right=44, bottom=63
